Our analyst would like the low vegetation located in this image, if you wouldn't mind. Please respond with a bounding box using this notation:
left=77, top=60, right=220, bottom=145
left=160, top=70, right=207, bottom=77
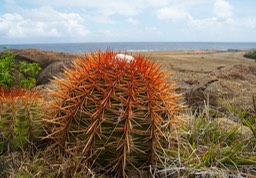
left=244, top=50, right=256, bottom=60
left=163, top=102, right=256, bottom=177
left=1, top=101, right=255, bottom=177
left=0, top=48, right=41, bottom=89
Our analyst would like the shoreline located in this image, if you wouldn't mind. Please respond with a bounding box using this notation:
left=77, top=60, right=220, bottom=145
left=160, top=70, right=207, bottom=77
left=1, top=45, right=253, bottom=54
left=1, top=48, right=255, bottom=73
left=1, top=41, right=255, bottom=54
left=1, top=47, right=253, bottom=57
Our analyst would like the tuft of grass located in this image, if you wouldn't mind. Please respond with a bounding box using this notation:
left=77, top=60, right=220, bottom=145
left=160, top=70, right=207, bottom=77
left=161, top=102, right=256, bottom=177
left=242, top=95, right=256, bottom=139
left=2, top=147, right=97, bottom=178
left=218, top=95, right=256, bottom=140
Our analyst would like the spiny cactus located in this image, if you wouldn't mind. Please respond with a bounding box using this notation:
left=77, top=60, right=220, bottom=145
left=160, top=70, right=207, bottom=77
left=47, top=50, right=182, bottom=177
left=0, top=87, right=45, bottom=153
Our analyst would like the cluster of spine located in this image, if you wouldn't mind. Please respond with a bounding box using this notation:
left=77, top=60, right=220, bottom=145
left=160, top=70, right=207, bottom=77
left=0, top=87, right=45, bottom=153
left=48, top=50, right=181, bottom=177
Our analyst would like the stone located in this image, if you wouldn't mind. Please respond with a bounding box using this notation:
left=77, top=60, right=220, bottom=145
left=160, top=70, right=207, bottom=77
left=37, top=60, right=72, bottom=85
left=10, top=48, right=77, bottom=69
left=179, top=64, right=256, bottom=112
left=214, top=118, right=254, bottom=140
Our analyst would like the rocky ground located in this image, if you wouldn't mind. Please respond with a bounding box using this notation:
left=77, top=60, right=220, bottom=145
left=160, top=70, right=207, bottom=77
left=132, top=50, right=256, bottom=114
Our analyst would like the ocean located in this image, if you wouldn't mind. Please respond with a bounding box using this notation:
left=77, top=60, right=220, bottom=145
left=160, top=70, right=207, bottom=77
left=1, top=42, right=256, bottom=53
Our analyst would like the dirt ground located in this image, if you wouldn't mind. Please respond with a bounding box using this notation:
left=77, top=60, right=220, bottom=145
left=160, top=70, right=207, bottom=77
left=129, top=50, right=256, bottom=81
left=127, top=50, right=256, bottom=112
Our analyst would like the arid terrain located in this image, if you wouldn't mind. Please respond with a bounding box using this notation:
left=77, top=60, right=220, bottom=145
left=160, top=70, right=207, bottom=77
left=10, top=48, right=256, bottom=112
left=1, top=48, right=256, bottom=177
left=134, top=50, right=256, bottom=112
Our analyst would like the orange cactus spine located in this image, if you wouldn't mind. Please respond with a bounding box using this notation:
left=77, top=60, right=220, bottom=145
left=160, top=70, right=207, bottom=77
left=47, top=50, right=182, bottom=177
left=0, top=87, right=46, bottom=153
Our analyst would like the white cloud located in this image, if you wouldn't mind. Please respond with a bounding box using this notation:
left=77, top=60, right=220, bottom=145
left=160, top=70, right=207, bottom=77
left=87, top=10, right=117, bottom=24
left=156, top=7, right=191, bottom=21
left=225, top=17, right=256, bottom=29
left=188, top=0, right=256, bottom=33
left=1, top=0, right=256, bottom=43
left=0, top=6, right=90, bottom=41
left=213, top=0, right=232, bottom=19
left=3, top=13, right=23, bottom=21
left=20, top=0, right=142, bottom=17
left=23, top=0, right=167, bottom=10
left=144, top=26, right=162, bottom=35
left=153, top=0, right=234, bottom=33
left=188, top=17, right=222, bottom=30
left=4, top=0, right=16, bottom=3
left=0, top=18, right=10, bottom=35
left=127, top=17, right=139, bottom=25
left=243, top=17, right=256, bottom=28
left=106, top=1, right=140, bottom=16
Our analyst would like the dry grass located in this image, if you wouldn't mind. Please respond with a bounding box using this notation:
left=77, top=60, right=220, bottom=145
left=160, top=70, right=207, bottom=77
left=2, top=101, right=256, bottom=177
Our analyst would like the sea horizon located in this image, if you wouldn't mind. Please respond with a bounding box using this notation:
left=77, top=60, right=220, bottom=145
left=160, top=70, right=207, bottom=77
left=1, top=41, right=256, bottom=53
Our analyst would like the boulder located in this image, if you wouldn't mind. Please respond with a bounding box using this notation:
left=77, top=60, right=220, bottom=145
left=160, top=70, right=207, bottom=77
left=33, top=82, right=58, bottom=101
left=37, top=60, right=73, bottom=85
left=10, top=48, right=78, bottom=69
left=214, top=118, right=254, bottom=140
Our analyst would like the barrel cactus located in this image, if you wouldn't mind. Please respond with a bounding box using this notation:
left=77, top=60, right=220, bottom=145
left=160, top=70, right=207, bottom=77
left=0, top=87, right=45, bottom=153
left=48, top=50, right=182, bottom=177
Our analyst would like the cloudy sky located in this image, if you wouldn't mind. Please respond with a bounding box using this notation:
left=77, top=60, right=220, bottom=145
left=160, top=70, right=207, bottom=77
left=0, top=0, right=256, bottom=44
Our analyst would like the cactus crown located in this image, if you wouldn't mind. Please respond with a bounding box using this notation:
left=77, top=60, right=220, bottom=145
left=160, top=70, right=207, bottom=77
left=48, top=50, right=181, bottom=177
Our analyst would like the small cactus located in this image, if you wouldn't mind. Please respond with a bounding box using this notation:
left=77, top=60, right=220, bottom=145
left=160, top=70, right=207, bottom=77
left=47, top=50, right=182, bottom=177
left=0, top=87, right=45, bottom=153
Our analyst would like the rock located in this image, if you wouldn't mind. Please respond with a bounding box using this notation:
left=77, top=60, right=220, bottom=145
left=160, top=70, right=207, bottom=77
left=213, top=118, right=254, bottom=140
left=214, top=64, right=256, bottom=80
left=33, top=82, right=58, bottom=101
left=10, top=48, right=77, bottom=69
left=180, top=64, right=256, bottom=112
left=37, top=60, right=73, bottom=85
left=185, top=75, right=218, bottom=111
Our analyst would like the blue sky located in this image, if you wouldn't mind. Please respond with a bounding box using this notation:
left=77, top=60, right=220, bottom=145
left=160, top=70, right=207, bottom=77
left=0, top=0, right=256, bottom=44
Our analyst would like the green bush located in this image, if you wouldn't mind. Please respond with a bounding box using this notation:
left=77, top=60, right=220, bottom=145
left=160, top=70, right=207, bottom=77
left=244, top=50, right=256, bottom=59
left=0, top=49, right=41, bottom=89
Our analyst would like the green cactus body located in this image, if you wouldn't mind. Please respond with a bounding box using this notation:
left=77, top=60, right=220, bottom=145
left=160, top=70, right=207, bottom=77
left=0, top=88, right=45, bottom=153
left=48, top=50, right=182, bottom=177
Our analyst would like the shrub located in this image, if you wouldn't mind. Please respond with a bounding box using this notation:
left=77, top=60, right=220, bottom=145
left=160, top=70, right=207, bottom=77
left=244, top=50, right=256, bottom=60
left=0, top=49, right=41, bottom=89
